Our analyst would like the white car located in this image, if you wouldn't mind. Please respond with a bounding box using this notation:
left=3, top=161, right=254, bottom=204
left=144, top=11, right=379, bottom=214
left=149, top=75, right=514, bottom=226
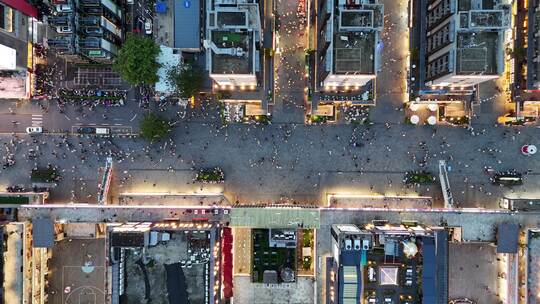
left=56, top=25, right=73, bottom=34
left=55, top=4, right=73, bottom=12
left=144, top=20, right=152, bottom=35
left=26, top=127, right=43, bottom=134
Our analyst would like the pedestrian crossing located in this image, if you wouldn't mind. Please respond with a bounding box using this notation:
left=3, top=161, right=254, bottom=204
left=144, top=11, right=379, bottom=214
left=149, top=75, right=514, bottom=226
left=31, top=114, right=43, bottom=127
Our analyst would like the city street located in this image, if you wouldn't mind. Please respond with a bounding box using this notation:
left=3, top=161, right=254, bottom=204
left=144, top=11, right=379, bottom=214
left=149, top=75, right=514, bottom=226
left=1, top=97, right=540, bottom=208
left=0, top=99, right=146, bottom=135
left=0, top=0, right=537, bottom=211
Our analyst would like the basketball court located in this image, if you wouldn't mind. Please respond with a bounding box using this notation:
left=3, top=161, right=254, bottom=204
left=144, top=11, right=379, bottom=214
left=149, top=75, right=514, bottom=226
left=48, top=238, right=106, bottom=304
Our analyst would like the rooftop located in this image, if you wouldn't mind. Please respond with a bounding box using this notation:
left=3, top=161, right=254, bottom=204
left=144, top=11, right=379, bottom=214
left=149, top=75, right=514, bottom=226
left=210, top=30, right=253, bottom=74
left=331, top=2, right=383, bottom=75
left=173, top=0, right=201, bottom=49
left=455, top=32, right=498, bottom=75
left=205, top=0, right=261, bottom=76
left=332, top=223, right=448, bottom=304
left=333, top=31, right=375, bottom=74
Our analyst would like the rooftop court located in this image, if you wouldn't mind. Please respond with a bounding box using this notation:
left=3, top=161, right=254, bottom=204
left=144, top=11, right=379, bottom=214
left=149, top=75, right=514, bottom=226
left=333, top=31, right=375, bottom=75
left=47, top=238, right=106, bottom=304
left=456, top=32, right=498, bottom=75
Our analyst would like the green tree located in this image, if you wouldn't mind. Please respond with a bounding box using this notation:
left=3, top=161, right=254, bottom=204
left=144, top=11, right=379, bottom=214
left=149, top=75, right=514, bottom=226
left=139, top=113, right=170, bottom=142
left=113, top=34, right=161, bottom=86
left=167, top=63, right=203, bottom=99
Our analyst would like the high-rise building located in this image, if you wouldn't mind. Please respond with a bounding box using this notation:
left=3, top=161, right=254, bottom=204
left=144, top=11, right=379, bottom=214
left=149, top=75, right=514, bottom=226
left=203, top=0, right=262, bottom=88
left=315, top=0, right=383, bottom=90
left=0, top=0, right=38, bottom=99
left=46, top=0, right=124, bottom=62
left=422, top=0, right=510, bottom=88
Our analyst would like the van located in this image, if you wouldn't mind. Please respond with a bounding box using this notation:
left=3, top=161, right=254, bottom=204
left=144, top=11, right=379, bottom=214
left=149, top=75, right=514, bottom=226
left=368, top=267, right=376, bottom=282
left=95, top=127, right=110, bottom=135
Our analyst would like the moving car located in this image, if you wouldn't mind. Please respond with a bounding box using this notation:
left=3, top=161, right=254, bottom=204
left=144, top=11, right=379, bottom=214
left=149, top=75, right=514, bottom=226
left=77, top=127, right=95, bottom=134
left=26, top=127, right=43, bottom=134
left=95, top=127, right=110, bottom=135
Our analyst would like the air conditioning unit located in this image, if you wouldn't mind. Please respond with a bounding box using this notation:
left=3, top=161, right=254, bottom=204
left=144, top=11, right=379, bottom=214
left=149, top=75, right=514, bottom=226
left=345, top=239, right=352, bottom=250
left=362, top=239, right=370, bottom=250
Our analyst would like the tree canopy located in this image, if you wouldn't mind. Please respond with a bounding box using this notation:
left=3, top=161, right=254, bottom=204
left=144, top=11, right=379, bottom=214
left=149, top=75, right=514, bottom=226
left=167, top=63, right=203, bottom=99
left=139, top=113, right=170, bottom=142
left=114, top=34, right=161, bottom=86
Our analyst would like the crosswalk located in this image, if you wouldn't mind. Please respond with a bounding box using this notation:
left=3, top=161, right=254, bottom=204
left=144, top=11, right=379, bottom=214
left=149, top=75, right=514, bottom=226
left=31, top=114, right=43, bottom=127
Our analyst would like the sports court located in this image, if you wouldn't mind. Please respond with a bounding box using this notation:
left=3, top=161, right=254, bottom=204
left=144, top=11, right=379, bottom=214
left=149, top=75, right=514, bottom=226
left=333, top=31, right=375, bottom=74
left=47, top=238, right=106, bottom=304
left=456, top=32, right=499, bottom=75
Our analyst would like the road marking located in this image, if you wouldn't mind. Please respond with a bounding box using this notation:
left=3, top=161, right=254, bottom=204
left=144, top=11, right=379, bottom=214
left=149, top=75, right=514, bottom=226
left=31, top=114, right=43, bottom=127
left=130, top=114, right=138, bottom=121
left=64, top=115, right=71, bottom=121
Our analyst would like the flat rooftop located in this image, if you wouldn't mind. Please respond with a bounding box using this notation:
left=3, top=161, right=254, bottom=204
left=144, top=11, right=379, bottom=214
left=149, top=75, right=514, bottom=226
left=334, top=225, right=447, bottom=304
left=457, top=0, right=497, bottom=11
left=455, top=32, right=498, bottom=75
left=210, top=30, right=253, bottom=74
left=331, top=2, right=382, bottom=75
left=173, top=0, right=201, bottom=49
left=333, top=31, right=375, bottom=74
left=47, top=238, right=106, bottom=304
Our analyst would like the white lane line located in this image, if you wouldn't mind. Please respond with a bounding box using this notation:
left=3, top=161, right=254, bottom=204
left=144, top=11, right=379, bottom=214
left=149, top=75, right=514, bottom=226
left=130, top=114, right=138, bottom=121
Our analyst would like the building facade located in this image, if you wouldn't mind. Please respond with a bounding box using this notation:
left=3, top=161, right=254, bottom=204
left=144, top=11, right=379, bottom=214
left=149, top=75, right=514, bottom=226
left=423, top=0, right=510, bottom=88
left=316, top=0, right=383, bottom=90
left=204, top=0, right=262, bottom=88
left=46, top=0, right=124, bottom=62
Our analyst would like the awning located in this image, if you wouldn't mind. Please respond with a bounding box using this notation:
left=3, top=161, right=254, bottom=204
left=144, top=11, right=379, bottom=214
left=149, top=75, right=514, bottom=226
left=245, top=103, right=265, bottom=116
left=314, top=104, right=334, bottom=116
left=0, top=0, right=38, bottom=18
left=155, top=1, right=167, bottom=13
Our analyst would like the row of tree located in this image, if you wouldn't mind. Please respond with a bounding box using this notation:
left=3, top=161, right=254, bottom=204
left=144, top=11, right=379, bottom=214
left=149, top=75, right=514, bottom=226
left=113, top=34, right=203, bottom=99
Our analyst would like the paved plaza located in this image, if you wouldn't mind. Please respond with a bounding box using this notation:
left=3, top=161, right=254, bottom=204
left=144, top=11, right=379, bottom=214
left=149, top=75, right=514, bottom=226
left=0, top=0, right=534, bottom=211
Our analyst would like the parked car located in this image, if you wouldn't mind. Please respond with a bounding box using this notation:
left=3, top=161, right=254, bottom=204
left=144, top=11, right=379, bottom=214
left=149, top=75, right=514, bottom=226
left=84, top=27, right=103, bottom=35
left=55, top=4, right=73, bottom=12
left=77, top=127, right=95, bottom=134
left=56, top=25, right=73, bottom=34
left=144, top=19, right=152, bottom=35
left=26, top=127, right=43, bottom=134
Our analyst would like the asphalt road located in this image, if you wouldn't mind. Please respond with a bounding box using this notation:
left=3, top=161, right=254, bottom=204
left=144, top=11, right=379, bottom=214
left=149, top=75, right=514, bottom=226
left=0, top=0, right=535, bottom=209
left=0, top=99, right=146, bottom=135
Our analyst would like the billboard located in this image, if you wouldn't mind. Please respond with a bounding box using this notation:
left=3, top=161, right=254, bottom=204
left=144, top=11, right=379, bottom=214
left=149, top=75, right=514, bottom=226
left=0, top=44, right=17, bottom=70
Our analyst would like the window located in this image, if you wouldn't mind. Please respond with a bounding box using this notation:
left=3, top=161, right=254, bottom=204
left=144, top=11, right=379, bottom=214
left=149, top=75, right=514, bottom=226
left=0, top=4, right=14, bottom=32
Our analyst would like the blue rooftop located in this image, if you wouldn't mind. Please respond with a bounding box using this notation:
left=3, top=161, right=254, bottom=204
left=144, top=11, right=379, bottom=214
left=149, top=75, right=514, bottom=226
left=173, top=0, right=201, bottom=50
